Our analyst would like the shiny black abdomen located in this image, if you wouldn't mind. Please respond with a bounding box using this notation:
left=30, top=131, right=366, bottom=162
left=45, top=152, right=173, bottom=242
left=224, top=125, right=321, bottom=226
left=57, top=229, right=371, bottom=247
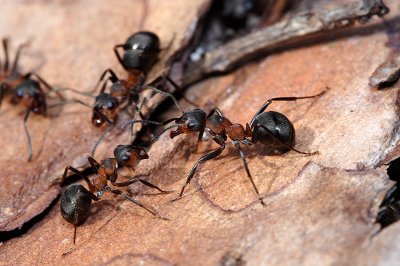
left=252, top=111, right=295, bottom=149
left=60, top=184, right=93, bottom=225
left=122, top=31, right=160, bottom=72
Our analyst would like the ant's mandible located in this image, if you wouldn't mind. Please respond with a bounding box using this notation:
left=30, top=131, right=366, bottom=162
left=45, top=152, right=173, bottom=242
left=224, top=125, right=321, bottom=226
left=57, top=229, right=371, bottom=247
left=126, top=79, right=327, bottom=205
left=61, top=146, right=169, bottom=244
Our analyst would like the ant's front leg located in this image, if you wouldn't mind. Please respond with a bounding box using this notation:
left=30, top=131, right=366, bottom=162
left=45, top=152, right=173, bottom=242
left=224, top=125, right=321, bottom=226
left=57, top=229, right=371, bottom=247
left=109, top=188, right=167, bottom=220
left=172, top=135, right=226, bottom=202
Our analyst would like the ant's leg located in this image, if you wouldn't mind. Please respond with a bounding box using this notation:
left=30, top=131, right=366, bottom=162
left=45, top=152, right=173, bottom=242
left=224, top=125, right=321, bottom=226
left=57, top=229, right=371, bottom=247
left=113, top=45, right=126, bottom=70
left=80, top=185, right=100, bottom=201
left=233, top=141, right=265, bottom=206
left=73, top=225, right=77, bottom=244
left=113, top=177, right=171, bottom=193
left=62, top=166, right=95, bottom=191
left=123, top=119, right=162, bottom=128
left=23, top=109, right=33, bottom=162
left=45, top=87, right=95, bottom=98
left=25, top=72, right=65, bottom=100
left=48, top=98, right=114, bottom=126
left=175, top=136, right=225, bottom=199
left=87, top=155, right=101, bottom=170
left=70, top=187, right=99, bottom=244
left=93, top=68, right=119, bottom=93
left=250, top=90, right=327, bottom=127
left=143, top=84, right=185, bottom=114
left=195, top=128, right=206, bottom=154
left=91, top=125, right=114, bottom=157
left=206, top=108, right=224, bottom=118
left=161, top=76, right=199, bottom=107
left=109, top=189, right=167, bottom=219
left=2, top=39, right=9, bottom=71
left=130, top=96, right=148, bottom=143
left=0, top=83, right=9, bottom=108
left=142, top=82, right=184, bottom=114
left=150, top=124, right=180, bottom=142
left=10, top=40, right=29, bottom=74
left=160, top=33, right=175, bottom=51
left=197, top=128, right=205, bottom=144
left=256, top=124, right=319, bottom=155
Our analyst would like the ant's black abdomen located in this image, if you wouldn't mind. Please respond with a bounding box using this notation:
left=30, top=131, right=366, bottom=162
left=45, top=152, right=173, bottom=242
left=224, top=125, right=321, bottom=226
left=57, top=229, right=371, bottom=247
left=252, top=111, right=295, bottom=149
left=60, top=184, right=93, bottom=225
left=125, top=31, right=160, bottom=52
left=122, top=31, right=160, bottom=72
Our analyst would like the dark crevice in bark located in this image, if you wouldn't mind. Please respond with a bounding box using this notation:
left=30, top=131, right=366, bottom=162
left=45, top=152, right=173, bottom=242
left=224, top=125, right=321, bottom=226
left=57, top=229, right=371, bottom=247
left=0, top=196, right=59, bottom=242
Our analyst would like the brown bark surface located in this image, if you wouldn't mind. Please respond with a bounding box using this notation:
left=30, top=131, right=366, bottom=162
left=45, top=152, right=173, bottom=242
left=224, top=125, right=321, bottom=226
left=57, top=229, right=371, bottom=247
left=0, top=0, right=210, bottom=231
left=1, top=1, right=400, bottom=265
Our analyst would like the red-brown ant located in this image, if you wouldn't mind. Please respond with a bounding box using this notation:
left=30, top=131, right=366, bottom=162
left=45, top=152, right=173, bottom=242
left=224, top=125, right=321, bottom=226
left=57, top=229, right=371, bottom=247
left=60, top=144, right=170, bottom=244
left=126, top=79, right=327, bottom=205
left=65, top=32, right=165, bottom=155
left=90, top=31, right=162, bottom=123
left=1, top=72, right=67, bottom=161
left=0, top=38, right=104, bottom=162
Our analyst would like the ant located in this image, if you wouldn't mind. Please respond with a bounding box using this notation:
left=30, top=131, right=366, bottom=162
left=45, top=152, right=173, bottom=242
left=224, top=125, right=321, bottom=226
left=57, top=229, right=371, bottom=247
left=66, top=32, right=164, bottom=155
left=126, top=79, right=327, bottom=205
left=91, top=31, right=162, bottom=124
left=1, top=72, right=67, bottom=161
left=60, top=144, right=170, bottom=244
left=0, top=70, right=109, bottom=162
left=0, top=39, right=114, bottom=162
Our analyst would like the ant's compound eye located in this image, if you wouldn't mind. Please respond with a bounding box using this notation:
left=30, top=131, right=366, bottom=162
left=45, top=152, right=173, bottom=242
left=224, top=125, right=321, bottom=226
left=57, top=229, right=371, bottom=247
left=121, top=155, right=130, bottom=162
left=15, top=89, right=24, bottom=98
left=107, top=101, right=116, bottom=110
left=187, top=122, right=196, bottom=129
left=140, top=150, right=146, bottom=156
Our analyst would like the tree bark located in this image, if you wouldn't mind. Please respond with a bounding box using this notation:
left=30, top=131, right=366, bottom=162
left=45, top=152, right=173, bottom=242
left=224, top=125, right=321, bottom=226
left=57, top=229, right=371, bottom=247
left=0, top=1, right=399, bottom=265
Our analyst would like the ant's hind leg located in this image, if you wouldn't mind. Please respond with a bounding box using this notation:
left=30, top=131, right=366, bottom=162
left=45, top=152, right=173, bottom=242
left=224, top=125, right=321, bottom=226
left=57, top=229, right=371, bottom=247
left=23, top=109, right=33, bottom=162
left=233, top=141, right=265, bottom=206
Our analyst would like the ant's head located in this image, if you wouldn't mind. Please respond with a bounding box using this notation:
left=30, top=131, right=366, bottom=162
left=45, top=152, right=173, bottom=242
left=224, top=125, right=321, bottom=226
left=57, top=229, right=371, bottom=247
left=122, top=31, right=160, bottom=73
left=11, top=78, right=45, bottom=114
left=113, top=144, right=149, bottom=169
left=92, top=93, right=118, bottom=127
left=12, top=78, right=40, bottom=99
left=170, top=109, right=207, bottom=139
